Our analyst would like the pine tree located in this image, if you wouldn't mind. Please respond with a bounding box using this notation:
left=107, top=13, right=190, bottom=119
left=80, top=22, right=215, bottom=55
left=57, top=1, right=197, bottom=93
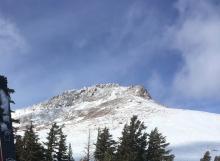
left=0, top=107, right=4, bottom=122
left=68, top=144, right=75, bottom=161
left=214, top=156, right=220, bottom=161
left=15, top=135, right=24, bottom=161
left=103, top=150, right=115, bottom=161
left=94, top=127, right=116, bottom=161
left=200, top=151, right=211, bottom=161
left=57, top=127, right=68, bottom=161
left=22, top=123, right=46, bottom=161
left=45, top=123, right=61, bottom=161
left=0, top=75, right=17, bottom=160
left=116, top=115, right=148, bottom=161
left=146, top=128, right=174, bottom=161
left=80, top=157, right=89, bottom=161
left=83, top=129, right=93, bottom=161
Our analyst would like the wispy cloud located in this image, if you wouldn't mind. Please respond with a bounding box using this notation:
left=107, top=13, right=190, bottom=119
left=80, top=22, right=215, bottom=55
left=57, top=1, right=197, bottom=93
left=147, top=0, right=220, bottom=110
left=169, top=0, right=220, bottom=100
left=0, top=15, right=29, bottom=75
left=0, top=16, right=28, bottom=57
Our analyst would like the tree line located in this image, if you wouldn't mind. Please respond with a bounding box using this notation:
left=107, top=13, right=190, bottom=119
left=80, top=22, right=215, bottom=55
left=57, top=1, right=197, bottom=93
left=15, top=123, right=74, bottom=161
left=200, top=151, right=220, bottom=161
left=15, top=115, right=219, bottom=161
left=92, top=115, right=174, bottom=161
left=15, top=115, right=175, bottom=161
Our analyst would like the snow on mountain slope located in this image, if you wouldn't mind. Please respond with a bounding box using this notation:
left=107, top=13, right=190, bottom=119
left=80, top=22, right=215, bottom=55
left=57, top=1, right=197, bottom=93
left=13, top=84, right=220, bottom=161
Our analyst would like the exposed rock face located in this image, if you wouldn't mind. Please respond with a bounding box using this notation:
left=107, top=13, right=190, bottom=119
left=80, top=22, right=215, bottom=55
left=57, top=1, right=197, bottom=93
left=40, top=83, right=151, bottom=110
left=129, top=85, right=151, bottom=99
left=14, top=84, right=152, bottom=129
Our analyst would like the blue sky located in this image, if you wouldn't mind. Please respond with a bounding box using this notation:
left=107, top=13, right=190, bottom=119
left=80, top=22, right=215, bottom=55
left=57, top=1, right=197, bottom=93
left=0, top=0, right=220, bottom=113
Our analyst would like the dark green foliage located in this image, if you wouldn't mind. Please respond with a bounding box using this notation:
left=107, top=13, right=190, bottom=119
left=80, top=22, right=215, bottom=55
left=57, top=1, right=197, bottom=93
left=94, top=127, right=116, bottom=161
left=45, top=123, right=70, bottom=161
left=9, top=99, right=15, bottom=104
left=214, top=156, right=220, bottom=161
left=200, top=151, right=211, bottom=161
left=15, top=123, right=71, bottom=161
left=68, top=144, right=75, bottom=161
left=0, top=75, right=8, bottom=92
left=103, top=150, right=115, bottom=161
left=13, top=115, right=176, bottom=161
left=57, top=127, right=68, bottom=161
left=0, top=75, right=17, bottom=161
left=116, top=115, right=148, bottom=161
left=0, top=107, right=4, bottom=122
left=15, top=135, right=24, bottom=161
left=12, top=118, right=20, bottom=123
left=45, top=123, right=61, bottom=161
left=0, top=75, right=15, bottom=96
left=7, top=88, right=15, bottom=94
left=80, top=156, right=89, bottom=161
left=146, top=128, right=174, bottom=161
left=22, top=123, right=46, bottom=161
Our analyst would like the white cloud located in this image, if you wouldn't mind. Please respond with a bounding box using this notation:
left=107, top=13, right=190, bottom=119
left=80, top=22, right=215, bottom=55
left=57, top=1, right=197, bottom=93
left=169, top=0, right=220, bottom=99
left=0, top=17, right=28, bottom=57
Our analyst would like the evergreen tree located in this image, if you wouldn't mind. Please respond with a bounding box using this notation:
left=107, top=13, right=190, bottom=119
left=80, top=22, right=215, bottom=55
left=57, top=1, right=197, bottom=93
left=57, top=127, right=68, bottom=161
left=45, top=123, right=60, bottom=161
left=0, top=107, right=4, bottom=122
left=94, top=127, right=116, bottom=161
left=116, top=115, right=148, bottom=161
left=146, top=128, right=174, bottom=161
left=0, top=75, right=17, bottom=160
left=200, top=151, right=211, bottom=161
left=68, top=143, right=75, bottom=161
left=80, top=157, right=89, bottom=161
left=15, top=135, right=24, bottom=161
left=103, top=150, right=115, bottom=161
left=214, top=156, right=220, bottom=161
left=22, top=123, right=46, bottom=161
left=84, top=129, right=93, bottom=161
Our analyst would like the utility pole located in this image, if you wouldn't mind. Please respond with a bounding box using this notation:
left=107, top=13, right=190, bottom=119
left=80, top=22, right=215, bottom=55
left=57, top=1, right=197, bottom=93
left=0, top=75, right=16, bottom=161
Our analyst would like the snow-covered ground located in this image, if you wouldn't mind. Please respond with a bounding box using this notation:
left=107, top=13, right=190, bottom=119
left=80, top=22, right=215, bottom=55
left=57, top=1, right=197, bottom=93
left=13, top=84, right=220, bottom=161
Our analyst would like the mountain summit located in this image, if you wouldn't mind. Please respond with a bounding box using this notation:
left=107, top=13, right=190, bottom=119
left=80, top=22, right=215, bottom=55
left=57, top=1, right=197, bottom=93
left=14, top=84, right=220, bottom=161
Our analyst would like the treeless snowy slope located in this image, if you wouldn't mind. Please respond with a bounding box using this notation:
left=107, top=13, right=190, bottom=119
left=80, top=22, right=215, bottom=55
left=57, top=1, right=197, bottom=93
left=13, top=84, right=220, bottom=161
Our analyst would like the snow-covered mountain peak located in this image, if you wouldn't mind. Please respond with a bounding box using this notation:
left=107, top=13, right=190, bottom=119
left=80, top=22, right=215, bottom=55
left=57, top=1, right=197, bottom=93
left=13, top=84, right=220, bottom=161
left=41, top=83, right=151, bottom=110
left=14, top=84, right=153, bottom=129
